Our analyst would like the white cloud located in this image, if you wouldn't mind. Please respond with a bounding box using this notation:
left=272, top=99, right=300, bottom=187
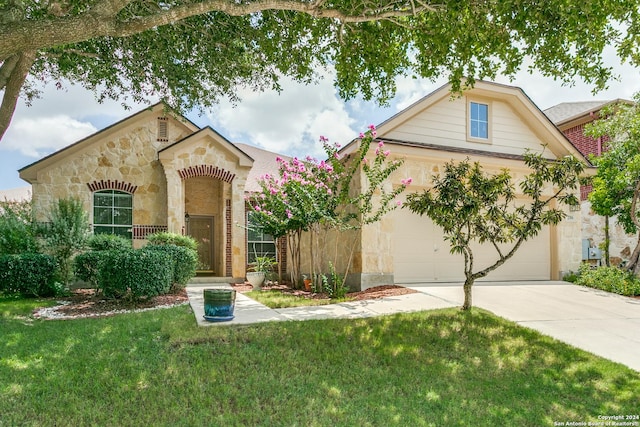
left=2, top=115, right=97, bottom=157
left=207, top=74, right=357, bottom=157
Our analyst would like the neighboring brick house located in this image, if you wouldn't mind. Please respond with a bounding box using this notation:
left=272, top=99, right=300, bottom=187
left=544, top=100, right=635, bottom=266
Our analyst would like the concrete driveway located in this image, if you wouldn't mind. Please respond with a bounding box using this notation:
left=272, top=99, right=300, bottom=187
left=407, top=281, right=640, bottom=372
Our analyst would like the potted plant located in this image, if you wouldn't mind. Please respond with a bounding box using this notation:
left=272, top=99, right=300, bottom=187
left=303, top=274, right=312, bottom=291
left=246, top=256, right=275, bottom=290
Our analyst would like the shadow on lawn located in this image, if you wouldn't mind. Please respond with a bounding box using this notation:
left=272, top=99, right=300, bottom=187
left=1, top=306, right=639, bottom=425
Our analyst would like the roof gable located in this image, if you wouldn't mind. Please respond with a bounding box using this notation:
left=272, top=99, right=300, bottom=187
left=19, top=103, right=200, bottom=183
left=371, top=81, right=587, bottom=163
left=158, top=127, right=254, bottom=167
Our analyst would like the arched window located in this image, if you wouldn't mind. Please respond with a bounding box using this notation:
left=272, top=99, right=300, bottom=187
left=93, top=190, right=133, bottom=239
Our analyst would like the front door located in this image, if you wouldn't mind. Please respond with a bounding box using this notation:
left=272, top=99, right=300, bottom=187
left=188, top=216, right=214, bottom=273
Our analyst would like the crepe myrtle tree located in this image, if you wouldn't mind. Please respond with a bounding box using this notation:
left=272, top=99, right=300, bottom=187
left=2, top=0, right=639, bottom=142
left=248, top=126, right=409, bottom=287
left=405, top=150, right=584, bottom=310
left=585, top=94, right=640, bottom=273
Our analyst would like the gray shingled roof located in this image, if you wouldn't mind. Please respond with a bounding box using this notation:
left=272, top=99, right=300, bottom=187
left=543, top=100, right=613, bottom=124
left=234, top=143, right=290, bottom=193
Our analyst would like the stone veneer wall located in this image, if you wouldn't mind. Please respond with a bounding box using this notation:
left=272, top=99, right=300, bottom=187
left=581, top=200, right=638, bottom=267
left=30, top=113, right=191, bottom=238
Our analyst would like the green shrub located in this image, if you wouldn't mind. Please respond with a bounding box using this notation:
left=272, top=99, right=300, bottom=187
left=41, top=198, right=90, bottom=286
left=73, top=251, right=111, bottom=288
left=562, top=270, right=579, bottom=283
left=87, top=234, right=131, bottom=251
left=575, top=264, right=640, bottom=296
left=147, top=232, right=197, bottom=251
left=0, top=200, right=39, bottom=255
left=0, top=253, right=60, bottom=297
left=144, top=244, right=197, bottom=290
left=98, top=249, right=173, bottom=300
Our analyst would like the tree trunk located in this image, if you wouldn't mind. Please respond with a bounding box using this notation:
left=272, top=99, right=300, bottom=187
left=604, top=215, right=610, bottom=267
left=627, top=235, right=640, bottom=274
left=462, top=276, right=474, bottom=310
left=0, top=51, right=35, bottom=141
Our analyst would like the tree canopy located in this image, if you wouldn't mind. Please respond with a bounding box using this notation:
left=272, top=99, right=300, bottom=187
left=586, top=94, right=640, bottom=272
left=1, top=0, right=639, bottom=141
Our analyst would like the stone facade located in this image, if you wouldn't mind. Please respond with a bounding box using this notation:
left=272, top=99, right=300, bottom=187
left=20, top=104, right=253, bottom=281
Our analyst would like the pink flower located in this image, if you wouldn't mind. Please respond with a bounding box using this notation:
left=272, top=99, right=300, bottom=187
left=359, top=132, right=365, bottom=138
left=334, top=153, right=341, bottom=159
left=254, top=205, right=261, bottom=212
left=401, top=178, right=413, bottom=185
left=371, top=130, right=377, bottom=138
left=362, top=158, right=368, bottom=164
left=384, top=150, right=390, bottom=157
left=378, top=141, right=385, bottom=148
left=396, top=200, right=402, bottom=207
left=286, top=209, right=293, bottom=218
left=368, top=124, right=376, bottom=131
left=319, top=135, right=329, bottom=142
left=375, top=147, right=380, bottom=155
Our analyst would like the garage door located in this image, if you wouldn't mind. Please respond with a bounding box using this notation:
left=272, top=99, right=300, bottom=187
left=392, top=206, right=551, bottom=283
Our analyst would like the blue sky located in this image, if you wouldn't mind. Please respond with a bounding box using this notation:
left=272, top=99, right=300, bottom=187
left=1, top=56, right=639, bottom=191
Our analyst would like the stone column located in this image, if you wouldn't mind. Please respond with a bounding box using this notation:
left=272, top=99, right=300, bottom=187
left=161, top=160, right=185, bottom=233
left=230, top=177, right=247, bottom=279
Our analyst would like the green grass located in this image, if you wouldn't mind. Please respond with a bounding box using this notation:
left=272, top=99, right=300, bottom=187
left=1, top=303, right=639, bottom=426
left=245, top=289, right=352, bottom=308
left=0, top=295, right=57, bottom=319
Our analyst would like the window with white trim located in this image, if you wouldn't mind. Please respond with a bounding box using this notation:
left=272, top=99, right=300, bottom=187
left=246, top=211, right=276, bottom=264
left=93, top=190, right=133, bottom=239
left=469, top=101, right=489, bottom=140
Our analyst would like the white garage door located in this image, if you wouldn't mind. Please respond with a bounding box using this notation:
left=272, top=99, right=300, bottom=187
left=392, top=206, right=551, bottom=283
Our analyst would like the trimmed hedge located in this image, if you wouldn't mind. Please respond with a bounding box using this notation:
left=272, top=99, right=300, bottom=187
left=98, top=249, right=173, bottom=300
left=87, top=234, right=132, bottom=251
left=74, top=251, right=111, bottom=288
left=147, top=232, right=197, bottom=251
left=0, top=253, right=59, bottom=297
left=144, top=244, right=197, bottom=289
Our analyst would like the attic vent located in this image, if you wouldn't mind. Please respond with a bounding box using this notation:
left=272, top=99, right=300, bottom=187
left=157, top=117, right=169, bottom=142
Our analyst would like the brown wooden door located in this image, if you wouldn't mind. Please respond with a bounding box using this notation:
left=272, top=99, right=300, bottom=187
left=188, top=216, right=214, bottom=273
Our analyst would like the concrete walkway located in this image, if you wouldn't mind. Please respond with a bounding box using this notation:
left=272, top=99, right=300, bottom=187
left=186, top=281, right=640, bottom=372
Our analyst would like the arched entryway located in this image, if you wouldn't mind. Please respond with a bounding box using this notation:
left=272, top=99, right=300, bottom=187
left=184, top=176, right=226, bottom=274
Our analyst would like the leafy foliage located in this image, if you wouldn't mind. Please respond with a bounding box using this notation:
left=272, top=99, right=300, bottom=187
left=41, top=198, right=90, bottom=286
left=0, top=199, right=38, bottom=255
left=144, top=244, right=198, bottom=290
left=0, top=253, right=60, bottom=297
left=73, top=250, right=109, bottom=288
left=86, top=233, right=132, bottom=251
left=98, top=248, right=173, bottom=300
left=147, top=232, right=198, bottom=251
left=574, top=264, right=640, bottom=296
left=248, top=127, right=408, bottom=286
left=406, top=150, right=584, bottom=309
left=585, top=94, right=640, bottom=272
left=2, top=0, right=640, bottom=141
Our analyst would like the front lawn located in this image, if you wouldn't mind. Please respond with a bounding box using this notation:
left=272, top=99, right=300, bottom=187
left=1, top=304, right=639, bottom=426
left=245, top=289, right=350, bottom=308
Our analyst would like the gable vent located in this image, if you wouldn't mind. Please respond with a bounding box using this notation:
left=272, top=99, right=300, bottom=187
left=157, top=117, right=169, bottom=142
